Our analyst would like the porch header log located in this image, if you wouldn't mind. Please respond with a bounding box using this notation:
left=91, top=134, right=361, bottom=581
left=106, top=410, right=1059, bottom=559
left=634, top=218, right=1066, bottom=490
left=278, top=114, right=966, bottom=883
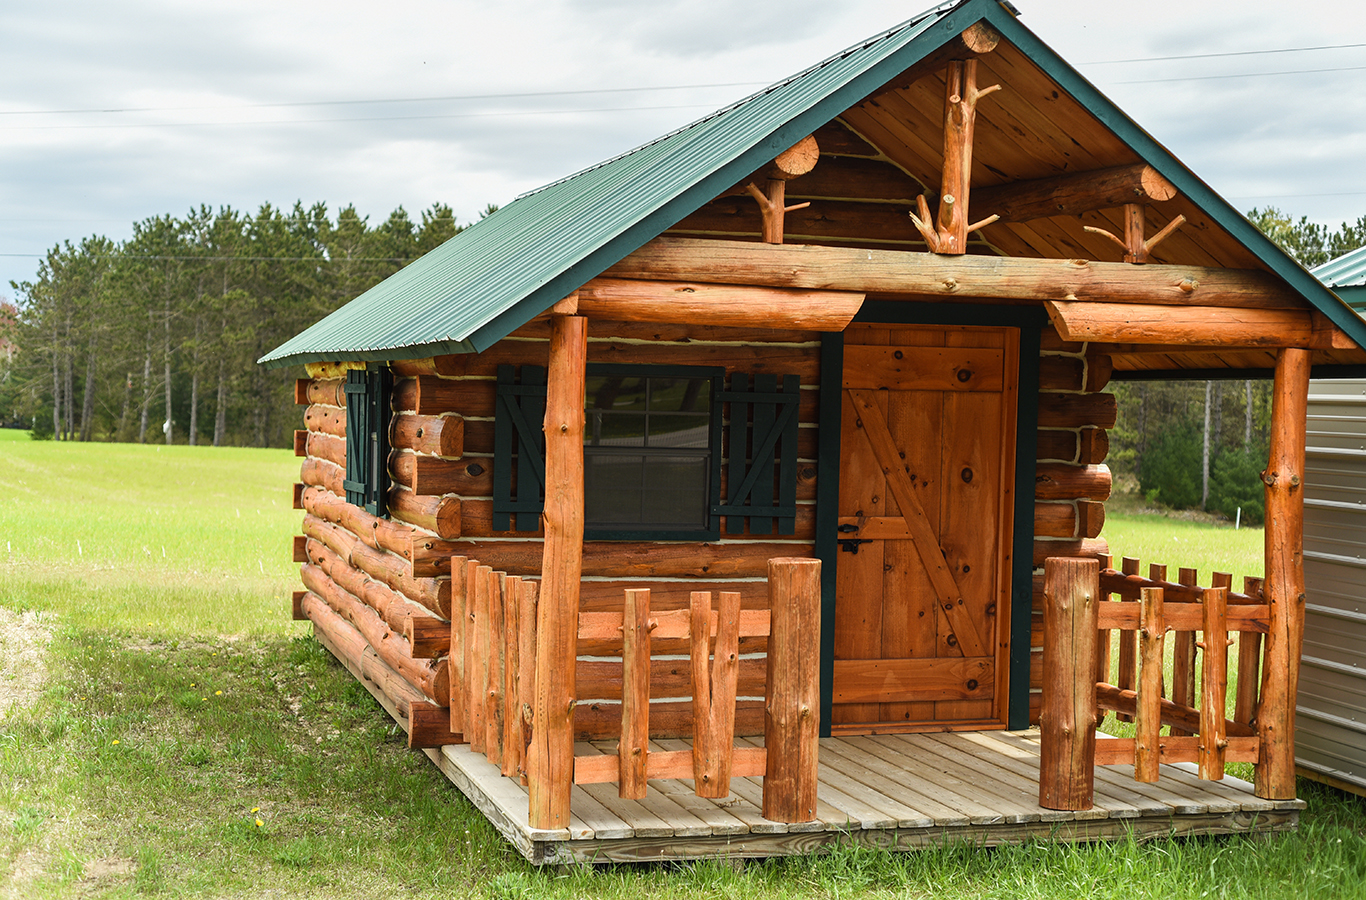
left=528, top=314, right=587, bottom=831
left=605, top=237, right=1305, bottom=310
left=1257, top=347, right=1310, bottom=801
left=576, top=277, right=864, bottom=332
left=1044, top=301, right=1335, bottom=348
left=972, top=164, right=1177, bottom=224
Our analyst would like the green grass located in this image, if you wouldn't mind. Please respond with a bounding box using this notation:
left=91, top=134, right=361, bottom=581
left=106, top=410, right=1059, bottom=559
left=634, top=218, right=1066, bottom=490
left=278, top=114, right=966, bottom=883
left=3, top=438, right=1366, bottom=897
left=1102, top=511, right=1263, bottom=587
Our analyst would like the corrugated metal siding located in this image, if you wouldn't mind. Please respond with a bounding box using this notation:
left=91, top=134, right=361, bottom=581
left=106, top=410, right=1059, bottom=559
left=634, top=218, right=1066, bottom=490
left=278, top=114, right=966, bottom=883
left=1301, top=379, right=1366, bottom=789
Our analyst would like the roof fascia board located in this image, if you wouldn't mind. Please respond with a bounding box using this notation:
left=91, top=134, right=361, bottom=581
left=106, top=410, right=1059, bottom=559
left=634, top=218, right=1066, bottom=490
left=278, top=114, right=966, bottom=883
left=260, top=338, right=479, bottom=370
left=973, top=5, right=1366, bottom=352
left=468, top=1, right=994, bottom=354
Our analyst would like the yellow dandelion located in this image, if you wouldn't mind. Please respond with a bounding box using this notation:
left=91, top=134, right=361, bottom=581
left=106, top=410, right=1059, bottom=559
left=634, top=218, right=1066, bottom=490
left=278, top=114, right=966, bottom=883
left=202, top=697, right=207, bottom=701
left=190, top=683, right=195, bottom=687
left=111, top=740, right=120, bottom=745
left=215, top=690, right=223, bottom=696
left=255, top=818, right=264, bottom=828
left=252, top=807, right=260, bottom=813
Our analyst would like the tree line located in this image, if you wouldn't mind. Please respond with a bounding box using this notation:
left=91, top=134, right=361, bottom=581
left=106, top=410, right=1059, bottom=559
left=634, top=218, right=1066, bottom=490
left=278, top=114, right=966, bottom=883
left=0, top=202, right=491, bottom=447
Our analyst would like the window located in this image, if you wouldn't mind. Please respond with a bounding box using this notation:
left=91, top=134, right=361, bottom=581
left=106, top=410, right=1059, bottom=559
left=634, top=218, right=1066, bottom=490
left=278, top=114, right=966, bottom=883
left=493, top=362, right=800, bottom=539
left=343, top=366, right=391, bottom=516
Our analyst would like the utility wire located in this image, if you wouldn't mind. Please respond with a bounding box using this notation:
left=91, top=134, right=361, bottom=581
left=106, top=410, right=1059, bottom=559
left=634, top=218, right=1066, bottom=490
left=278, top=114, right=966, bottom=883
left=1084, top=41, right=1366, bottom=65
left=1115, top=64, right=1366, bottom=85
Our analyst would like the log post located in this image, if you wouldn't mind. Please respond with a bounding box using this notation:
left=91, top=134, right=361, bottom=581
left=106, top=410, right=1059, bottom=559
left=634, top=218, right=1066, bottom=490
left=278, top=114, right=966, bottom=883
left=517, top=581, right=539, bottom=785
left=1257, top=346, right=1310, bottom=800
left=1134, top=586, right=1165, bottom=783
left=502, top=575, right=522, bottom=779
left=1200, top=585, right=1230, bottom=780
left=762, top=557, right=821, bottom=823
left=1094, top=554, right=1113, bottom=710
left=1170, top=567, right=1200, bottom=736
left=620, top=588, right=651, bottom=799
left=485, top=568, right=506, bottom=765
left=1039, top=557, right=1099, bottom=810
left=1115, top=556, right=1140, bottom=721
left=1235, top=576, right=1264, bottom=726
left=528, top=314, right=587, bottom=830
left=449, top=556, right=469, bottom=737
left=468, top=563, right=492, bottom=755
left=743, top=135, right=818, bottom=244
left=692, top=590, right=741, bottom=798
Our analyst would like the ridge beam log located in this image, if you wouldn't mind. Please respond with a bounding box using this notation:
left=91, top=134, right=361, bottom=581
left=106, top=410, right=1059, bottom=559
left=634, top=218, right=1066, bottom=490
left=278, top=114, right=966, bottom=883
left=576, top=277, right=863, bottom=332
left=1045, top=301, right=1339, bottom=349
left=973, top=164, right=1178, bottom=223
left=605, top=237, right=1307, bottom=310
left=528, top=314, right=587, bottom=831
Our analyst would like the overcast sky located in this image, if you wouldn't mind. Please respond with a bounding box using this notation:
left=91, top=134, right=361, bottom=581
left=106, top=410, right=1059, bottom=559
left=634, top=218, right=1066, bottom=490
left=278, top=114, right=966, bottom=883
left=2, top=0, right=1364, bottom=294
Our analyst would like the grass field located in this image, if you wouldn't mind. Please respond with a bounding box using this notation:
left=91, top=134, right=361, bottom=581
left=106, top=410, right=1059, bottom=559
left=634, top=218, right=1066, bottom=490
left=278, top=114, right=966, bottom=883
left=3, top=435, right=1365, bottom=898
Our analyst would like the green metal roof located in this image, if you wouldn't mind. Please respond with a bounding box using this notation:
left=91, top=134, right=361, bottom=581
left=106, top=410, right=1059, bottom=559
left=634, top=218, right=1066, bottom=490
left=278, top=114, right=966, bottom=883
left=260, top=0, right=1366, bottom=369
left=1313, top=247, right=1366, bottom=316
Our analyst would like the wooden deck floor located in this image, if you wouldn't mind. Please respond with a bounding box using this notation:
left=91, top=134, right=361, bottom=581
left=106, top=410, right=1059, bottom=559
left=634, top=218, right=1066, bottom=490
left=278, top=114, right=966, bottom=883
left=423, top=730, right=1304, bottom=865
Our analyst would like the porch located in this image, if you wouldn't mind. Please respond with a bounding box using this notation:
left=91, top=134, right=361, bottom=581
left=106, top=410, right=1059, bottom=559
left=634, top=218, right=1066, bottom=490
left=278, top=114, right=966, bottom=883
left=423, top=729, right=1301, bottom=865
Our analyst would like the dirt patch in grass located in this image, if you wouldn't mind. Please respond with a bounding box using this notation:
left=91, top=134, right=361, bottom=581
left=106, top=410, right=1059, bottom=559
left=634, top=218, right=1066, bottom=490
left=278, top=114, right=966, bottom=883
left=0, top=606, right=52, bottom=720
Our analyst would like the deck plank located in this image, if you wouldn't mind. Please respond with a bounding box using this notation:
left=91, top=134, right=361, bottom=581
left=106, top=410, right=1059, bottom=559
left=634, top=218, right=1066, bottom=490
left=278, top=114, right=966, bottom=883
left=834, top=736, right=1010, bottom=825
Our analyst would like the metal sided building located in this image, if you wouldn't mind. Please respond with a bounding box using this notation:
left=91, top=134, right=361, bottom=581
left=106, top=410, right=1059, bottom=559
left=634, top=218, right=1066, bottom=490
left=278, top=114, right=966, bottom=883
left=1300, top=248, right=1366, bottom=795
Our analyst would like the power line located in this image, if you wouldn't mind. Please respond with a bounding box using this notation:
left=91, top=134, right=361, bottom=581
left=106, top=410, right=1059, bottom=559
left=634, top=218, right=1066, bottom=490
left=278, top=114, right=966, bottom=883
left=1114, top=64, right=1366, bottom=85
left=1085, top=42, right=1366, bottom=65
left=0, top=83, right=769, bottom=118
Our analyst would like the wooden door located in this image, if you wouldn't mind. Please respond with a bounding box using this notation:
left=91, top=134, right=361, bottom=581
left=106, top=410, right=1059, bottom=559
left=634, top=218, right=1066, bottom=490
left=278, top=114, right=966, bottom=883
left=831, top=323, right=1019, bottom=733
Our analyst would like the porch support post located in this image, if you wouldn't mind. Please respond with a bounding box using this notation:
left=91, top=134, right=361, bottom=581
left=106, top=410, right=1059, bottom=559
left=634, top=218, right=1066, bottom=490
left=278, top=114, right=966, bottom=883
left=528, top=314, right=587, bottom=829
left=1039, top=556, right=1099, bottom=810
left=763, top=557, right=821, bottom=823
left=1256, top=346, right=1310, bottom=800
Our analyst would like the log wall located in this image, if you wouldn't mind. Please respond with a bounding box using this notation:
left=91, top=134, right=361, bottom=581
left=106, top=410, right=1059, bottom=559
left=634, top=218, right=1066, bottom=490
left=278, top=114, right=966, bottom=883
left=292, top=317, right=1113, bottom=738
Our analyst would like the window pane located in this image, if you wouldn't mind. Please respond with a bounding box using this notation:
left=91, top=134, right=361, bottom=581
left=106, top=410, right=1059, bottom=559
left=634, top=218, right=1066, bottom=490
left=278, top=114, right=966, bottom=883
left=586, top=411, right=646, bottom=447
left=586, top=376, right=648, bottom=412
left=639, top=456, right=709, bottom=528
left=648, top=377, right=710, bottom=413
left=585, top=455, right=644, bottom=525
left=646, top=414, right=710, bottom=448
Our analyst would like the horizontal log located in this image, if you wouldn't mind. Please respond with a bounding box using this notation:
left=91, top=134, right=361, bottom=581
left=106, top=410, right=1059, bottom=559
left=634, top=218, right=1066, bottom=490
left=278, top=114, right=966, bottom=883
left=1087, top=354, right=1115, bottom=393
left=302, top=520, right=448, bottom=643
left=392, top=377, right=493, bottom=418
left=389, top=413, right=464, bottom=458
left=578, top=608, right=770, bottom=642
left=300, top=377, right=346, bottom=408
left=1093, top=735, right=1259, bottom=766
left=1077, top=500, right=1105, bottom=539
left=451, top=540, right=814, bottom=578
left=1096, top=600, right=1269, bottom=634
left=1033, top=538, right=1109, bottom=567
left=292, top=590, right=307, bottom=621
left=301, top=564, right=449, bottom=706
left=292, top=483, right=305, bottom=510
left=292, top=534, right=308, bottom=563
left=300, top=484, right=419, bottom=564
left=293, top=429, right=308, bottom=456
left=1034, top=502, right=1078, bottom=539
left=387, top=485, right=461, bottom=540
left=1095, top=684, right=1256, bottom=738
left=972, top=164, right=1178, bottom=224
left=404, top=617, right=450, bottom=658
left=573, top=698, right=766, bottom=741
left=302, top=513, right=451, bottom=619
left=576, top=277, right=864, bottom=332
left=389, top=357, right=468, bottom=377
left=573, top=746, right=766, bottom=785
left=606, top=237, right=1307, bottom=310
left=1035, top=463, right=1111, bottom=501
left=307, top=430, right=346, bottom=469
left=1038, top=357, right=1085, bottom=392
left=1046, top=301, right=1326, bottom=348
left=303, top=404, right=346, bottom=438
left=577, top=581, right=769, bottom=611
left=301, top=456, right=345, bottom=496
left=389, top=450, right=491, bottom=497
left=513, top=316, right=820, bottom=345
left=1037, top=393, right=1117, bottom=429
left=303, top=593, right=460, bottom=748
left=575, top=656, right=767, bottom=701
left=1035, top=429, right=1109, bottom=464
left=1099, top=570, right=1264, bottom=606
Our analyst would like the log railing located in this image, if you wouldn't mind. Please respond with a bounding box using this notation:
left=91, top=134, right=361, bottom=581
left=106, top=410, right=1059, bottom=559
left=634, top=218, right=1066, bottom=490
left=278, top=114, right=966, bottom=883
left=1039, top=555, right=1271, bottom=810
left=449, top=554, right=822, bottom=826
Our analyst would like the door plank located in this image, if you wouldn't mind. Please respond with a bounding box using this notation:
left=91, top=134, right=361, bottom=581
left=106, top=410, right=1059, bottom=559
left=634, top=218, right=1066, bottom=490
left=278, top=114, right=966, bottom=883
left=833, top=657, right=994, bottom=703
left=842, top=345, right=1005, bottom=392
left=845, top=388, right=987, bottom=658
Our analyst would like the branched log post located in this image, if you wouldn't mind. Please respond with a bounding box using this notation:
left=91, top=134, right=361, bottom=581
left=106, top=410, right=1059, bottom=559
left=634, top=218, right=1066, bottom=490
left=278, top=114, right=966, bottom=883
left=528, top=314, right=587, bottom=830
left=1039, top=556, right=1099, bottom=810
left=762, top=557, right=821, bottom=823
left=916, top=59, right=1000, bottom=255
left=744, top=135, right=819, bottom=244
left=1257, top=347, right=1310, bottom=800
left=1084, top=203, right=1187, bottom=263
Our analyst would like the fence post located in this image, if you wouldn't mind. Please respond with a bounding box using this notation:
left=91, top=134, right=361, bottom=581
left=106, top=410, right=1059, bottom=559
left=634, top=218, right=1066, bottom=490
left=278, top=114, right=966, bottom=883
left=763, top=557, right=821, bottom=823
left=1200, top=585, right=1229, bottom=779
left=1039, top=556, right=1099, bottom=810
left=619, top=588, right=651, bottom=798
left=1170, top=567, right=1200, bottom=736
left=1235, top=576, right=1264, bottom=727
left=1134, top=585, right=1165, bottom=782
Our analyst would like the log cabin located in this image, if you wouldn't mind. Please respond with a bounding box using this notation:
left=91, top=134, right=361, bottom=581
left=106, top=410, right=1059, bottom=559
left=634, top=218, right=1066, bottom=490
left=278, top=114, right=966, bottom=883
left=261, top=0, right=1366, bottom=864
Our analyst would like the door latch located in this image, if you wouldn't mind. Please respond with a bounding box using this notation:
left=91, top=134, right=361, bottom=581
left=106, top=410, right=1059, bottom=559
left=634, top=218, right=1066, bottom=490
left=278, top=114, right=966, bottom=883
left=838, top=538, right=872, bottom=554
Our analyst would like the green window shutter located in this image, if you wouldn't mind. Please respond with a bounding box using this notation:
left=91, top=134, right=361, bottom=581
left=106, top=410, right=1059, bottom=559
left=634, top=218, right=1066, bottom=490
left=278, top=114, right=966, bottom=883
left=493, top=364, right=547, bottom=532
left=343, top=369, right=369, bottom=508
left=365, top=367, right=391, bottom=517
left=714, top=372, right=800, bottom=535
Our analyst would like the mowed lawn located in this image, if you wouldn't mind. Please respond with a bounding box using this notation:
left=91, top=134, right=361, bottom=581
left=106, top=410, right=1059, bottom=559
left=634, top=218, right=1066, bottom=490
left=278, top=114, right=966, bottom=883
left=3, top=432, right=1366, bottom=898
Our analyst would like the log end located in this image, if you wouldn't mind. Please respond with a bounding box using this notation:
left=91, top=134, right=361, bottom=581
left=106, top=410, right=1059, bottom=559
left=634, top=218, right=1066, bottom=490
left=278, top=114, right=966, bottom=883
left=1139, top=165, right=1179, bottom=203
left=771, top=136, right=820, bottom=180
